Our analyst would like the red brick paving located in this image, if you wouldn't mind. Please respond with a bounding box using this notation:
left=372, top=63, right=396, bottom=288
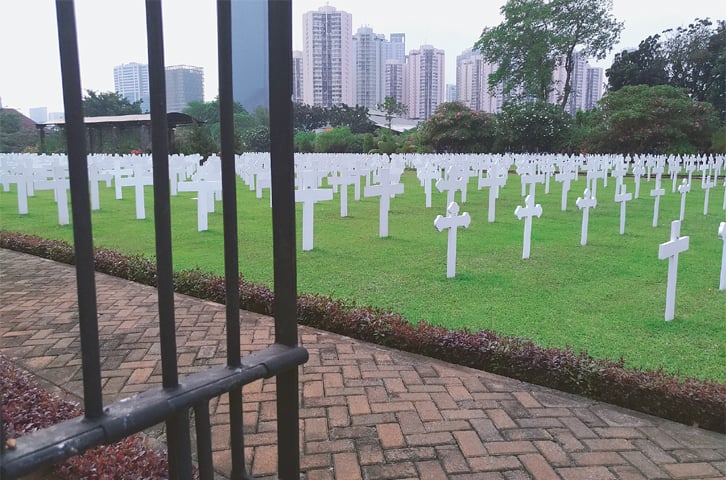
left=1, top=249, right=725, bottom=479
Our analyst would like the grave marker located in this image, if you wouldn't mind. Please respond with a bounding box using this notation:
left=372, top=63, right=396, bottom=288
left=650, top=176, right=666, bottom=227
left=632, top=159, right=644, bottom=199
left=575, top=188, right=597, bottom=246
left=658, top=220, right=689, bottom=321
left=678, top=179, right=690, bottom=221
left=702, top=174, right=714, bottom=215
left=478, top=165, right=507, bottom=222
left=364, top=167, right=404, bottom=238
left=514, top=194, right=542, bottom=259
left=555, top=165, right=577, bottom=211
left=434, top=201, right=471, bottom=278
left=614, top=183, right=632, bottom=235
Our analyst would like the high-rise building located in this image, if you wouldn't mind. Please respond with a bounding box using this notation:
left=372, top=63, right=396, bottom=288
left=455, top=49, right=503, bottom=113
left=551, top=51, right=602, bottom=115
left=165, top=65, right=204, bottom=113
left=29, top=107, right=48, bottom=123
left=353, top=26, right=386, bottom=109
left=302, top=5, right=354, bottom=107
left=113, top=62, right=150, bottom=112
left=446, top=84, right=458, bottom=103
left=384, top=60, right=405, bottom=105
left=231, top=0, right=269, bottom=112
left=585, top=67, right=604, bottom=111
left=292, top=50, right=304, bottom=104
left=385, top=33, right=406, bottom=63
left=404, top=45, right=445, bottom=120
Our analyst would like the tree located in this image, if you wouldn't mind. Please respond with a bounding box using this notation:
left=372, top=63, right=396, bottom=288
left=0, top=110, right=37, bottom=152
left=82, top=90, right=142, bottom=116
left=606, top=35, right=668, bottom=90
left=293, top=103, right=327, bottom=131
left=418, top=102, right=495, bottom=153
left=377, top=97, right=408, bottom=130
left=494, top=101, right=572, bottom=152
left=475, top=0, right=622, bottom=108
left=597, top=85, right=718, bottom=154
left=327, top=104, right=377, bottom=134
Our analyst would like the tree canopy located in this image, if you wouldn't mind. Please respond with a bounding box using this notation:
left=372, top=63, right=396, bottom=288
left=474, top=0, right=622, bottom=108
left=418, top=102, right=495, bottom=153
left=606, top=35, right=668, bottom=90
left=82, top=90, right=142, bottom=117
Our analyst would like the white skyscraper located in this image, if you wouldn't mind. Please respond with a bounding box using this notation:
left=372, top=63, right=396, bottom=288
left=302, top=5, right=355, bottom=107
left=386, top=33, right=406, bottom=63
left=165, top=65, right=204, bottom=113
left=456, top=49, right=503, bottom=114
left=384, top=60, right=405, bottom=105
left=353, top=27, right=386, bottom=109
left=292, top=50, right=304, bottom=104
left=404, top=45, right=445, bottom=120
left=585, top=67, right=604, bottom=111
left=113, top=62, right=150, bottom=112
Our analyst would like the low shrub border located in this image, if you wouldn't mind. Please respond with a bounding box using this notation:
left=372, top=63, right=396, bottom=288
left=2, top=231, right=725, bottom=433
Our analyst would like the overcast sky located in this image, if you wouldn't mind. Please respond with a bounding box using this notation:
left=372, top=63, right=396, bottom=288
left=0, top=0, right=722, bottom=116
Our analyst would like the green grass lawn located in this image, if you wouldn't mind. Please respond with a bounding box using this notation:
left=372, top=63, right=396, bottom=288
left=1, top=166, right=724, bottom=381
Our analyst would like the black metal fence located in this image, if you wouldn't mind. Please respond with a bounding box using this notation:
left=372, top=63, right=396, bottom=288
left=0, top=1, right=306, bottom=478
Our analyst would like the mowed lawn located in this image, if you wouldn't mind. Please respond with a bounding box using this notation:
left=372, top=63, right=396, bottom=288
left=1, top=167, right=724, bottom=381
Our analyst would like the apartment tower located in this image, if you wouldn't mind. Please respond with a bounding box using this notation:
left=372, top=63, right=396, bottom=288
left=404, top=45, right=445, bottom=120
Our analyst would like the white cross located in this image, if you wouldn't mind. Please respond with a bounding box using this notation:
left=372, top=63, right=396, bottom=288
left=434, top=202, right=471, bottom=278
left=575, top=188, right=597, bottom=246
left=650, top=176, right=666, bottom=227
left=478, top=166, right=507, bottom=222
left=702, top=174, right=714, bottom=215
left=632, top=160, right=645, bottom=199
left=586, top=167, right=606, bottom=199
left=514, top=194, right=542, bottom=259
left=327, top=169, right=358, bottom=217
left=520, top=169, right=545, bottom=198
left=417, top=163, right=440, bottom=208
left=177, top=178, right=221, bottom=231
left=684, top=159, right=697, bottom=184
left=364, top=167, right=404, bottom=238
left=33, top=161, right=70, bottom=225
left=718, top=222, right=726, bottom=291
left=295, top=169, right=333, bottom=251
left=541, top=161, right=555, bottom=194
left=658, top=220, right=690, bottom=321
left=614, top=183, right=632, bottom=235
left=555, top=165, right=577, bottom=211
left=677, top=179, right=690, bottom=221
left=435, top=166, right=468, bottom=206
left=668, top=156, right=681, bottom=193
left=611, top=160, right=628, bottom=199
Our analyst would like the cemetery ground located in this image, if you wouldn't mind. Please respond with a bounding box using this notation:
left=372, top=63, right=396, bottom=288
left=0, top=170, right=723, bottom=382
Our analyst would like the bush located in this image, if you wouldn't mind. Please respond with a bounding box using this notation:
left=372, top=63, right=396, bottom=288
left=2, top=231, right=724, bottom=433
left=495, top=101, right=573, bottom=153
left=418, top=102, right=496, bottom=153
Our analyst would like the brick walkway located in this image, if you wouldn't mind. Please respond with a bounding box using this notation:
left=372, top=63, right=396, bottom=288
left=1, top=248, right=724, bottom=480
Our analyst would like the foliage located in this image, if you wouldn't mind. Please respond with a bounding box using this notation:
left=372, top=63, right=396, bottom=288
left=495, top=101, right=572, bottom=152
left=2, top=231, right=724, bottom=433
left=565, top=108, right=606, bottom=153
left=294, top=130, right=316, bottom=153
left=597, top=85, right=719, bottom=154
left=711, top=126, right=726, bottom=153
left=606, top=35, right=669, bottom=90
left=0, top=354, right=174, bottom=479
left=175, top=122, right=218, bottom=158
left=239, top=125, right=271, bottom=152
left=83, top=90, right=142, bottom=117
left=475, top=0, right=622, bottom=108
left=314, top=126, right=355, bottom=153
left=0, top=110, right=37, bottom=152
left=293, top=103, right=328, bottom=131
left=418, top=102, right=495, bottom=153
left=377, top=97, right=408, bottom=130
left=327, top=104, right=377, bottom=134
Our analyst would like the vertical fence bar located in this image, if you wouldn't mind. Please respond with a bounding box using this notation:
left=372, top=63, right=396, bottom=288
left=268, top=0, right=300, bottom=478
left=145, top=2, right=192, bottom=479
left=55, top=0, right=103, bottom=419
left=217, top=2, right=246, bottom=478
left=194, top=402, right=215, bottom=480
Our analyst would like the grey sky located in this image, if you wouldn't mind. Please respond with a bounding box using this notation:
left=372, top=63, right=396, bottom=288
left=0, top=0, right=722, bottom=115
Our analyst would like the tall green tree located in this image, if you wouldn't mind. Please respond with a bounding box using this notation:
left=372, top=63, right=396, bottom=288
left=377, top=97, right=408, bottom=130
left=293, top=103, right=328, bottom=131
left=606, top=35, right=669, bottom=90
left=82, top=90, right=142, bottom=116
left=475, top=0, right=622, bottom=108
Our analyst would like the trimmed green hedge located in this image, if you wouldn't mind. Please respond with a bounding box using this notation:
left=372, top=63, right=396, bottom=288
left=2, top=231, right=724, bottom=433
